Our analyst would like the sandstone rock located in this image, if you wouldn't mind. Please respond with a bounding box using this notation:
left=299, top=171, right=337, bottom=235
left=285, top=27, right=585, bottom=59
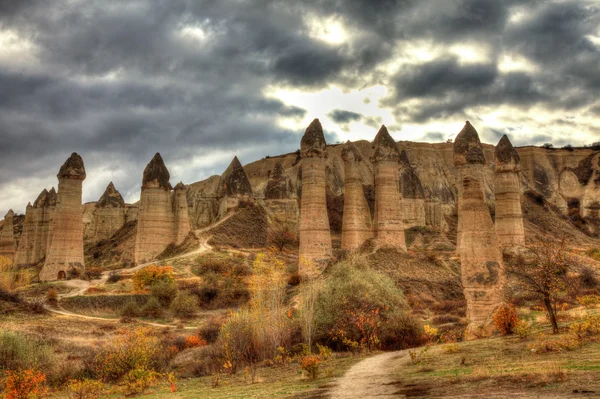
left=494, top=135, right=525, bottom=247
left=219, top=156, right=253, bottom=197
left=341, top=141, right=373, bottom=252
left=400, top=150, right=426, bottom=229
left=454, top=125, right=504, bottom=339
left=135, top=153, right=175, bottom=263
left=299, top=118, right=332, bottom=274
left=371, top=125, right=406, bottom=250
left=0, top=210, right=16, bottom=262
left=40, top=153, right=86, bottom=281
left=173, top=182, right=191, bottom=245
left=15, top=188, right=56, bottom=266
left=265, top=161, right=294, bottom=199
left=14, top=204, right=33, bottom=266
left=87, top=182, right=127, bottom=242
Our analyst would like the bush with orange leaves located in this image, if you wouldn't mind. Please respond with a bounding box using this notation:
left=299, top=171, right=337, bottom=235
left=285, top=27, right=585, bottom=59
left=132, top=265, right=174, bottom=291
left=299, top=356, right=320, bottom=380
left=493, top=303, right=520, bottom=335
left=184, top=335, right=207, bottom=349
left=92, top=326, right=162, bottom=382
left=3, top=369, right=48, bottom=399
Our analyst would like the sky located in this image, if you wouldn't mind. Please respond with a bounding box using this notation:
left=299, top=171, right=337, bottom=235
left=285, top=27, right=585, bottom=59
left=1, top=0, right=599, bottom=214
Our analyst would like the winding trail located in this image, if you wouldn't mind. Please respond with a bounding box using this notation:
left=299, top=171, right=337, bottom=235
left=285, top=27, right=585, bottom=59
left=44, top=237, right=213, bottom=329
left=330, top=351, right=408, bottom=399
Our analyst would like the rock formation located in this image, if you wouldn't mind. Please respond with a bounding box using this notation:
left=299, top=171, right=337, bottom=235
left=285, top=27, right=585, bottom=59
left=341, top=141, right=373, bottom=252
left=454, top=123, right=504, bottom=339
left=0, top=210, right=16, bottom=261
left=399, top=150, right=426, bottom=229
left=134, top=153, right=174, bottom=264
left=371, top=125, right=406, bottom=250
left=173, top=182, right=191, bottom=245
left=40, top=153, right=86, bottom=281
left=265, top=161, right=293, bottom=200
left=87, top=182, right=127, bottom=242
left=15, top=188, right=57, bottom=266
left=494, top=135, right=525, bottom=247
left=299, top=118, right=332, bottom=273
left=219, top=156, right=253, bottom=197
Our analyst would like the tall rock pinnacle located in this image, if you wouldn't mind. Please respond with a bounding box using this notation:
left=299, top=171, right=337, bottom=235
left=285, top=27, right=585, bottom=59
left=494, top=134, right=525, bottom=247
left=220, top=156, right=253, bottom=197
left=0, top=210, right=16, bottom=262
left=142, top=153, right=171, bottom=189
left=371, top=125, right=406, bottom=250
left=299, top=118, right=332, bottom=274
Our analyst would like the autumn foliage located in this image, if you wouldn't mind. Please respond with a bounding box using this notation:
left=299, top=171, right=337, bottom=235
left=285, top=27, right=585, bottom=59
left=3, top=369, right=48, bottom=399
left=492, top=303, right=520, bottom=335
left=132, top=265, right=174, bottom=290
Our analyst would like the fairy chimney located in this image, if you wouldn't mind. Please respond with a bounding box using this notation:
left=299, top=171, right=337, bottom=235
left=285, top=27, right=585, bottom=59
left=14, top=204, right=33, bottom=266
left=265, top=161, right=294, bottom=199
left=89, top=182, right=127, bottom=241
left=454, top=124, right=505, bottom=339
left=341, top=141, right=373, bottom=251
left=173, top=182, right=191, bottom=245
left=299, top=118, right=332, bottom=274
left=15, top=188, right=56, bottom=265
left=494, top=135, right=525, bottom=247
left=40, top=153, right=86, bottom=281
left=134, top=153, right=175, bottom=264
left=220, top=156, right=253, bottom=197
left=371, top=125, right=406, bottom=250
left=0, top=210, right=16, bottom=262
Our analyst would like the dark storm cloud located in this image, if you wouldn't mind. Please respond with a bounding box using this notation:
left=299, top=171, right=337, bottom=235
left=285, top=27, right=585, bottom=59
left=1, top=0, right=599, bottom=212
left=328, top=109, right=363, bottom=124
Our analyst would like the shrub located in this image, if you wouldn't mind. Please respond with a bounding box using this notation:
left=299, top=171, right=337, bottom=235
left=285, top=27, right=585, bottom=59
left=217, top=309, right=257, bottom=374
left=579, top=266, right=598, bottom=289
left=106, top=273, right=122, bottom=284
left=132, top=265, right=174, bottom=290
left=85, top=267, right=103, bottom=280
left=170, top=291, right=198, bottom=318
left=45, top=289, right=58, bottom=306
left=569, top=315, right=600, bottom=339
left=185, top=335, right=207, bottom=349
left=515, top=321, right=533, bottom=339
left=300, top=356, right=319, bottom=380
left=0, top=331, right=54, bottom=372
left=120, top=301, right=139, bottom=318
left=141, top=297, right=163, bottom=318
left=197, top=317, right=223, bottom=344
left=120, top=367, right=160, bottom=396
left=314, top=256, right=412, bottom=351
left=442, top=343, right=460, bottom=354
left=493, top=303, right=520, bottom=335
left=3, top=369, right=48, bottom=399
left=92, top=327, right=162, bottom=382
left=379, top=312, right=425, bottom=350
left=577, top=294, right=600, bottom=308
left=68, top=378, right=104, bottom=399
left=316, top=344, right=332, bottom=360
left=151, top=280, right=178, bottom=307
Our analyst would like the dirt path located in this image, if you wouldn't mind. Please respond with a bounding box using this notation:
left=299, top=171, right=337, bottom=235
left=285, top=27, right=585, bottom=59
left=329, top=351, right=408, bottom=399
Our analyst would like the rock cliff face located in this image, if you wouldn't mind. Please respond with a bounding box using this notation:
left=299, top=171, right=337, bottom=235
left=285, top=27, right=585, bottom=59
left=372, top=125, right=406, bottom=250
left=15, top=188, right=57, bottom=266
left=341, top=141, right=373, bottom=252
left=40, top=153, right=86, bottom=281
left=299, top=119, right=332, bottom=273
left=454, top=124, right=504, bottom=339
left=134, top=153, right=175, bottom=264
left=494, top=135, right=525, bottom=247
left=0, top=210, right=16, bottom=261
left=400, top=150, right=426, bottom=229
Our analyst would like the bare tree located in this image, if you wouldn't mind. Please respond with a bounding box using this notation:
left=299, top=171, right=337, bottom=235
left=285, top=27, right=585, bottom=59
left=268, top=226, right=298, bottom=252
left=506, top=239, right=576, bottom=334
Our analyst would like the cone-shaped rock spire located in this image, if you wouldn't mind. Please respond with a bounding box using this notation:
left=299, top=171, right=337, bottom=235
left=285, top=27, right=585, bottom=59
left=33, top=189, right=49, bottom=208
left=494, top=134, right=525, bottom=247
left=97, top=182, right=125, bottom=208
left=174, top=182, right=187, bottom=191
left=453, top=121, right=485, bottom=166
left=372, top=125, right=400, bottom=162
left=495, top=134, right=521, bottom=172
left=40, top=153, right=86, bottom=281
left=220, top=156, right=253, bottom=197
left=371, top=125, right=406, bottom=249
left=341, top=141, right=372, bottom=251
left=142, top=153, right=171, bottom=189
left=58, top=152, right=86, bottom=179
left=299, top=118, right=332, bottom=273
left=301, top=118, right=327, bottom=158
left=47, top=188, right=57, bottom=206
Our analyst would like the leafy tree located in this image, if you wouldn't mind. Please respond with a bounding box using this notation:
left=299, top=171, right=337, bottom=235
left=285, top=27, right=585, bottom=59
left=506, top=239, right=576, bottom=334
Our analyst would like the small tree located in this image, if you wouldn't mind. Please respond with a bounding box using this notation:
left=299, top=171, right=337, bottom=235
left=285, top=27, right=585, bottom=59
left=506, top=239, right=576, bottom=334
left=268, top=226, right=298, bottom=252
left=299, top=276, right=322, bottom=352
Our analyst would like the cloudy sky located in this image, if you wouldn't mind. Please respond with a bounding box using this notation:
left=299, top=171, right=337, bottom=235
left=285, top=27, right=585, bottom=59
left=1, top=0, right=599, bottom=214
